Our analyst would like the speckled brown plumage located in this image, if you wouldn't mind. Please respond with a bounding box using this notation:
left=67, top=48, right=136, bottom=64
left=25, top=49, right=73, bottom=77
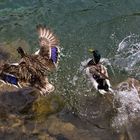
left=0, top=25, right=60, bottom=95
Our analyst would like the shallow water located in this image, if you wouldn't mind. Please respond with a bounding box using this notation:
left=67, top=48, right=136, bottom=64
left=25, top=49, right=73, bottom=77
left=0, top=0, right=140, bottom=139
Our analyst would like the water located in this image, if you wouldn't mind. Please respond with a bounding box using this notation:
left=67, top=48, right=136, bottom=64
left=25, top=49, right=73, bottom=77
left=113, top=34, right=140, bottom=79
left=112, top=81, right=140, bottom=131
left=0, top=0, right=140, bottom=139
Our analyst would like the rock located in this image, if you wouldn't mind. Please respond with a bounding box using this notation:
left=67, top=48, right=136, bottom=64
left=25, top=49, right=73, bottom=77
left=117, top=78, right=140, bottom=94
left=32, top=95, right=64, bottom=121
left=111, top=78, right=140, bottom=139
left=0, top=102, right=8, bottom=121
left=38, top=133, right=56, bottom=140
left=0, top=88, right=64, bottom=140
left=0, top=87, right=37, bottom=114
left=47, top=116, right=75, bottom=135
left=46, top=115, right=95, bottom=140
left=0, top=78, right=139, bottom=140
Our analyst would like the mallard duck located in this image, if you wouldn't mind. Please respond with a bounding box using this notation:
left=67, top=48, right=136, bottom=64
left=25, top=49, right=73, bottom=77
left=0, top=25, right=60, bottom=95
left=85, top=49, right=112, bottom=95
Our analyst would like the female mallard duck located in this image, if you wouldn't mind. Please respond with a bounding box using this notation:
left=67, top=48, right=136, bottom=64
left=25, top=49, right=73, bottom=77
left=85, top=49, right=112, bottom=95
left=0, top=25, right=60, bottom=95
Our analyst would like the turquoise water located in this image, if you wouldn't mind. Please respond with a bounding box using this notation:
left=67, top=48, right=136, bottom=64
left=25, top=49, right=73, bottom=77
left=0, top=0, right=140, bottom=109
left=0, top=0, right=140, bottom=103
left=0, top=1, right=140, bottom=139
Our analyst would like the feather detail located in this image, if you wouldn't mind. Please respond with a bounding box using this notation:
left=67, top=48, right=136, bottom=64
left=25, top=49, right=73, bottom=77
left=51, top=47, right=57, bottom=63
left=37, top=25, right=59, bottom=47
left=0, top=24, right=60, bottom=95
left=0, top=73, right=20, bottom=87
left=36, top=24, right=60, bottom=67
left=51, top=47, right=59, bottom=65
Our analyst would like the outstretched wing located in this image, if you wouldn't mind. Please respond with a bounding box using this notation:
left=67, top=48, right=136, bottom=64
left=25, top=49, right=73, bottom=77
left=36, top=25, right=60, bottom=67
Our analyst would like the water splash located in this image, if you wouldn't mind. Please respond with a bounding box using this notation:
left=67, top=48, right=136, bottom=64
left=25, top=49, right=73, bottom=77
left=75, top=58, right=115, bottom=119
left=77, top=59, right=140, bottom=131
left=113, top=34, right=140, bottom=79
left=112, top=81, right=140, bottom=130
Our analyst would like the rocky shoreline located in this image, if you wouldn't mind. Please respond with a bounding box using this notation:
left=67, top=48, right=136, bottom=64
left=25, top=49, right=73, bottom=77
left=0, top=78, right=139, bottom=140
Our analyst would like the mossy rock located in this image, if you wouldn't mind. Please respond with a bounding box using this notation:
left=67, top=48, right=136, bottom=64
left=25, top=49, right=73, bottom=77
left=32, top=94, right=64, bottom=121
left=0, top=102, right=8, bottom=121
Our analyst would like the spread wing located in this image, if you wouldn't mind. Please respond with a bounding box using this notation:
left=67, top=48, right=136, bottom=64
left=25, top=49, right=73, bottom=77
left=36, top=25, right=60, bottom=68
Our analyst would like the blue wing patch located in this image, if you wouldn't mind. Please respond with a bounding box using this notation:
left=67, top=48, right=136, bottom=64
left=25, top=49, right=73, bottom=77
left=1, top=73, right=19, bottom=86
left=51, top=47, right=58, bottom=64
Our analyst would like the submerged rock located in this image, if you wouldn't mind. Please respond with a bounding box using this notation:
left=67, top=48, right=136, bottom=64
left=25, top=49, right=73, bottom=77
left=0, top=86, right=65, bottom=139
left=0, top=78, right=139, bottom=140
left=0, top=83, right=65, bottom=118
left=0, top=86, right=37, bottom=114
left=0, top=102, right=8, bottom=121
left=117, top=78, right=140, bottom=94
left=112, top=78, right=140, bottom=131
left=46, top=115, right=95, bottom=140
left=32, top=95, right=64, bottom=121
left=61, top=78, right=140, bottom=140
left=0, top=87, right=95, bottom=140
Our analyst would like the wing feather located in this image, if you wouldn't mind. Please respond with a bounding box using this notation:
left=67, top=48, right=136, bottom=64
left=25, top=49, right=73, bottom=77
left=0, top=24, right=60, bottom=94
left=36, top=25, right=60, bottom=66
left=37, top=25, right=59, bottom=47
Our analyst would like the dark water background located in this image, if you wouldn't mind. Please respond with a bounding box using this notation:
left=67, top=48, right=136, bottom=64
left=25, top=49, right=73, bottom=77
left=1, top=1, right=140, bottom=71
left=0, top=0, right=140, bottom=140
left=1, top=0, right=140, bottom=91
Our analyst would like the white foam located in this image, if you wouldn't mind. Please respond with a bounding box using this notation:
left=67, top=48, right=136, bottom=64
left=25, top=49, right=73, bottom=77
left=114, top=34, right=140, bottom=79
left=112, top=84, right=140, bottom=130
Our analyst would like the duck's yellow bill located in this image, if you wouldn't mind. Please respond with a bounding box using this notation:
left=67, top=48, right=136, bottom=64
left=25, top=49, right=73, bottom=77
left=88, top=48, right=94, bottom=52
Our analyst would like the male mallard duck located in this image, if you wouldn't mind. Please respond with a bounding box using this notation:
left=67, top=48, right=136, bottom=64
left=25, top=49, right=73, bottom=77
left=0, top=25, right=60, bottom=95
left=85, top=49, right=112, bottom=94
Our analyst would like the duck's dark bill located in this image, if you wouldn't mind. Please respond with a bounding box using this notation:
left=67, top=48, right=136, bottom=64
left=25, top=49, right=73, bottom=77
left=1, top=73, right=19, bottom=86
left=51, top=47, right=58, bottom=64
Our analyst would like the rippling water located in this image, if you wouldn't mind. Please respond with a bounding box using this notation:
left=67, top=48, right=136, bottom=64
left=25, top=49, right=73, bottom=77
left=0, top=0, right=140, bottom=139
left=113, top=34, right=140, bottom=79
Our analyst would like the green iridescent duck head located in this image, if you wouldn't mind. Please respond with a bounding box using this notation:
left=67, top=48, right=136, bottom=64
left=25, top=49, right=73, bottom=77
left=88, top=49, right=101, bottom=64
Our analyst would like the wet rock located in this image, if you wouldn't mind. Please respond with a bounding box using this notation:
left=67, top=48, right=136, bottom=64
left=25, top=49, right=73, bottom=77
left=0, top=87, right=37, bottom=114
left=111, top=78, right=140, bottom=140
left=117, top=78, right=140, bottom=94
left=0, top=77, right=139, bottom=140
left=38, top=133, right=56, bottom=140
left=74, top=92, right=115, bottom=129
left=46, top=115, right=95, bottom=140
left=0, top=102, right=8, bottom=121
left=32, top=95, right=64, bottom=121
left=47, top=116, right=75, bottom=135
left=62, top=78, right=140, bottom=140
left=55, top=134, right=69, bottom=140
left=0, top=86, right=65, bottom=139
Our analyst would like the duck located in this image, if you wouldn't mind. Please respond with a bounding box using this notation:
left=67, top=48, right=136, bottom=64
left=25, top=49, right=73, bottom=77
left=0, top=25, right=60, bottom=95
left=85, top=49, right=113, bottom=95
